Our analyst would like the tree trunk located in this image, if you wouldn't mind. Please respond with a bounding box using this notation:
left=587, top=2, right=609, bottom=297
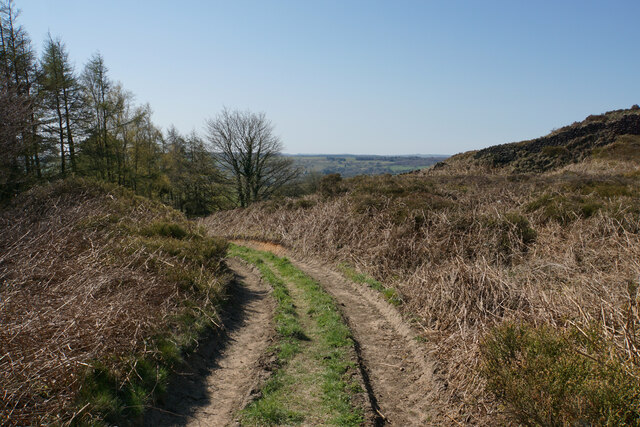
left=61, top=86, right=76, bottom=173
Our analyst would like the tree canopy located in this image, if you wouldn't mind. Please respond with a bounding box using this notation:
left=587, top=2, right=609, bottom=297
left=0, top=0, right=299, bottom=214
left=206, top=109, right=300, bottom=207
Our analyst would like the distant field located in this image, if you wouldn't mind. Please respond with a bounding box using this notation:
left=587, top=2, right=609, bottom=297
left=287, top=154, right=449, bottom=177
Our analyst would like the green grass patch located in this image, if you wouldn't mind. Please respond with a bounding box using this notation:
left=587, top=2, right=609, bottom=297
left=337, top=262, right=402, bottom=306
left=241, top=371, right=306, bottom=426
left=231, top=245, right=364, bottom=426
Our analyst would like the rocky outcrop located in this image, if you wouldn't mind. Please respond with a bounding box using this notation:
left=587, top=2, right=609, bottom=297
left=472, top=109, right=640, bottom=172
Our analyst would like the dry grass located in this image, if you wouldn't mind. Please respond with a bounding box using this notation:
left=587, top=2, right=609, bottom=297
left=0, top=178, right=228, bottom=425
left=205, top=169, right=640, bottom=424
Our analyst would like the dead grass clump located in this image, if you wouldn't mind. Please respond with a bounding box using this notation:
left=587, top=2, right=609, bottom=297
left=0, top=178, right=228, bottom=425
left=592, top=134, right=640, bottom=162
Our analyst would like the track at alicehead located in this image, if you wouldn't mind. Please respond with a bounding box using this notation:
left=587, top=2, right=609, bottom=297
left=239, top=242, right=439, bottom=426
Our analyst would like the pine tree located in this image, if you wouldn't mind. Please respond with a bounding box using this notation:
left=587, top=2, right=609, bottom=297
left=40, top=34, right=81, bottom=175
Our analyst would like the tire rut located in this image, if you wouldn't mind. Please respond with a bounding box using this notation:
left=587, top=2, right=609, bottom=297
left=144, top=258, right=275, bottom=427
left=290, top=257, right=439, bottom=426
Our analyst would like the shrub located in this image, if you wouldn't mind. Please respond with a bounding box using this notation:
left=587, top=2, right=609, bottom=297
left=504, top=212, right=537, bottom=246
left=585, top=114, right=607, bottom=123
left=542, top=145, right=570, bottom=158
left=481, top=322, right=640, bottom=426
left=350, top=193, right=386, bottom=214
left=319, top=173, right=344, bottom=198
left=480, top=212, right=537, bottom=260
left=294, top=198, right=316, bottom=209
left=140, top=221, right=188, bottom=239
left=592, top=135, right=640, bottom=162
left=526, top=194, right=603, bottom=224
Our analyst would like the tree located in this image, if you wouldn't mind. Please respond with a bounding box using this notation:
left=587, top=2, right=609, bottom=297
left=128, top=104, right=163, bottom=195
left=0, top=73, right=29, bottom=200
left=0, top=0, right=41, bottom=182
left=206, top=109, right=300, bottom=207
left=161, top=127, right=226, bottom=215
left=80, top=52, right=113, bottom=180
left=40, top=34, right=81, bottom=175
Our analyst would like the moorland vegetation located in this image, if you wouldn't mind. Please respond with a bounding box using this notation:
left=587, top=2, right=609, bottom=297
left=0, top=179, right=228, bottom=425
left=206, top=106, right=640, bottom=425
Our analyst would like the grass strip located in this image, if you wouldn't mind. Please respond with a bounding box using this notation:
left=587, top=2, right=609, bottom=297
left=230, top=244, right=364, bottom=426
left=228, top=244, right=306, bottom=425
left=267, top=254, right=364, bottom=426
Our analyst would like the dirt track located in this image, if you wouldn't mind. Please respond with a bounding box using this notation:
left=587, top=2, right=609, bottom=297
left=239, top=241, right=438, bottom=425
left=148, top=243, right=437, bottom=425
left=144, top=258, right=274, bottom=427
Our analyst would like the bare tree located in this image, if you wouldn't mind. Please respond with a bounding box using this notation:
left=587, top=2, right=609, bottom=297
left=206, top=109, right=299, bottom=207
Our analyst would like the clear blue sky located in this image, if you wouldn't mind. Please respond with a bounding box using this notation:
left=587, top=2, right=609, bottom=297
left=19, top=0, right=640, bottom=155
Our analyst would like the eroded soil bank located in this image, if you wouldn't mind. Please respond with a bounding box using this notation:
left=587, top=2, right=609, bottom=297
left=145, top=258, right=275, bottom=426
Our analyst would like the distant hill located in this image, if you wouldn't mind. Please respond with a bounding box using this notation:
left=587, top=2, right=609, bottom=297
left=433, top=105, right=640, bottom=173
left=287, top=154, right=449, bottom=177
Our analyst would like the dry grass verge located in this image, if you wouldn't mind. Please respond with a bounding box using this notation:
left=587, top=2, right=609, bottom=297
left=0, top=178, right=228, bottom=426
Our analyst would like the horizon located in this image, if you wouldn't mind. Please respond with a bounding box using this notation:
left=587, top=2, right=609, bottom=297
left=282, top=153, right=450, bottom=157
left=18, top=0, right=640, bottom=155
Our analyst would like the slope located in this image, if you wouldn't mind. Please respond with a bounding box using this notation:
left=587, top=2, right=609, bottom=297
left=434, top=105, right=640, bottom=173
left=0, top=178, right=228, bottom=426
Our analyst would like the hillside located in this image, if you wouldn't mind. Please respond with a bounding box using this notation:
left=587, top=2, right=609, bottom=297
left=0, top=179, right=228, bottom=426
left=205, top=109, right=640, bottom=424
left=288, top=154, right=448, bottom=177
left=434, top=105, right=640, bottom=173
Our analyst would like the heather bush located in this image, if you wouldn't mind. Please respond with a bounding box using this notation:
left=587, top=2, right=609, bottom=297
left=481, top=322, right=640, bottom=426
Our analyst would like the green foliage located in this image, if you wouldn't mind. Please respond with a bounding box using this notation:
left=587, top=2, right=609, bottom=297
left=503, top=213, right=537, bottom=245
left=1, top=8, right=227, bottom=217
left=491, top=212, right=537, bottom=257
left=525, top=176, right=637, bottom=226
left=351, top=193, right=386, bottom=214
left=295, top=198, right=317, bottom=209
left=319, top=173, right=345, bottom=198
left=481, top=322, right=640, bottom=426
left=526, top=193, right=603, bottom=224
left=348, top=175, right=453, bottom=222
left=592, top=135, right=640, bottom=161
